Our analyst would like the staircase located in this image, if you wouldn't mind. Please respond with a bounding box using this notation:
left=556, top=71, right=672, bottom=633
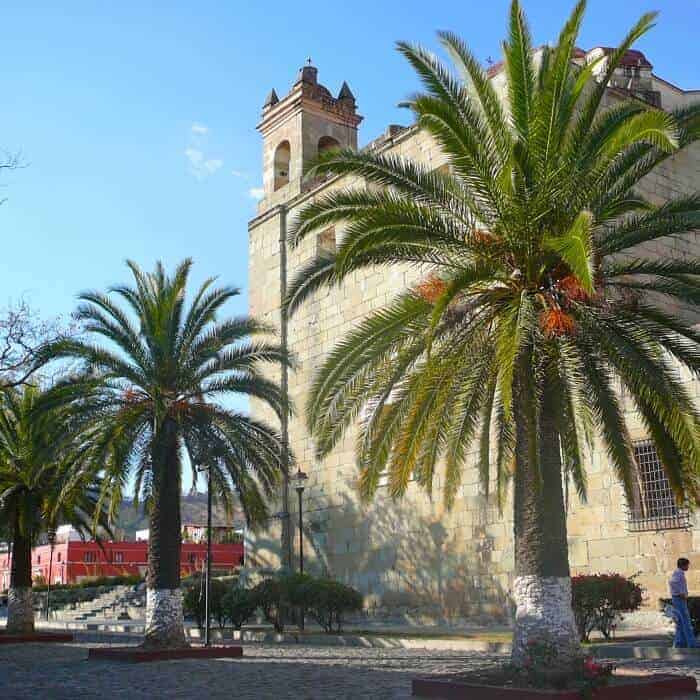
left=50, top=585, right=146, bottom=623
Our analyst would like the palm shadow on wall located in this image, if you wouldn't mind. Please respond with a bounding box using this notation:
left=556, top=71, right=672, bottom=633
left=298, top=491, right=513, bottom=626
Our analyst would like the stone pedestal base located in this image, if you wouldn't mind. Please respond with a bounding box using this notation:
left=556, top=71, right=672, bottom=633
left=6, top=587, right=34, bottom=634
left=511, top=576, right=581, bottom=667
left=144, top=588, right=186, bottom=647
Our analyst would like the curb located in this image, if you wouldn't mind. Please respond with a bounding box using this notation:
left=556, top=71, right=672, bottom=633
left=37, top=622, right=513, bottom=651
left=592, top=644, right=700, bottom=661
left=412, top=674, right=697, bottom=699
left=87, top=645, right=243, bottom=663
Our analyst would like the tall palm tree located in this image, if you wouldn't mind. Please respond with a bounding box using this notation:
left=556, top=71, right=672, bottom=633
left=286, top=1, right=700, bottom=667
left=40, top=259, right=289, bottom=648
left=0, top=385, right=107, bottom=634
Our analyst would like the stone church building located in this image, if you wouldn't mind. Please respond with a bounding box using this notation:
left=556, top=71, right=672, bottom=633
left=247, top=48, right=700, bottom=623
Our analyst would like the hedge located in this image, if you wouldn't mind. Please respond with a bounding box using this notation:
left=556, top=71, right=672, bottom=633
left=32, top=574, right=143, bottom=593
left=252, top=573, right=362, bottom=633
left=183, top=573, right=363, bottom=634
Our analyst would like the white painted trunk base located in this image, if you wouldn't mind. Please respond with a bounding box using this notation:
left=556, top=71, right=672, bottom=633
left=144, top=588, right=187, bottom=647
left=511, top=575, right=581, bottom=667
left=7, top=587, right=34, bottom=634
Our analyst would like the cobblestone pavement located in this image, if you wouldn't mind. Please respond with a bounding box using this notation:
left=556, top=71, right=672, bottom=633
left=0, top=642, right=699, bottom=699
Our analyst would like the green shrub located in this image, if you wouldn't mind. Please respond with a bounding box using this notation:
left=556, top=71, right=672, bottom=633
left=183, top=584, right=206, bottom=631
left=209, top=580, right=228, bottom=630
left=251, top=574, right=363, bottom=634
left=79, top=574, right=142, bottom=589
left=221, top=588, right=258, bottom=630
left=33, top=573, right=142, bottom=593
left=571, top=574, right=643, bottom=642
left=183, top=579, right=228, bottom=631
left=660, top=596, right=700, bottom=635
left=251, top=577, right=289, bottom=633
left=300, top=578, right=363, bottom=633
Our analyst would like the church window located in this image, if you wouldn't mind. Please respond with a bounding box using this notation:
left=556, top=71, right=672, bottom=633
left=316, top=227, right=336, bottom=258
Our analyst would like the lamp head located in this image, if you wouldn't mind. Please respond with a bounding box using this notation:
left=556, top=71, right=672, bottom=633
left=292, top=468, right=308, bottom=493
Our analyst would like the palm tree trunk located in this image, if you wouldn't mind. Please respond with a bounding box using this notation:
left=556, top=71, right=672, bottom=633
left=144, top=418, right=186, bottom=648
left=7, top=518, right=34, bottom=634
left=511, top=375, right=580, bottom=668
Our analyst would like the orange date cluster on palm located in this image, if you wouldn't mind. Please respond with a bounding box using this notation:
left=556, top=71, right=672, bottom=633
left=540, top=308, right=577, bottom=338
left=414, top=275, right=448, bottom=304
left=539, top=274, right=595, bottom=338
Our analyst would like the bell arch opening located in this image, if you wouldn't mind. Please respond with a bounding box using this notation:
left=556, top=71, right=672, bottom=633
left=274, top=140, right=291, bottom=190
left=317, top=136, right=341, bottom=156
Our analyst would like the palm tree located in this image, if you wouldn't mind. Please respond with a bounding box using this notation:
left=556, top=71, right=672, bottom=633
left=40, top=259, right=288, bottom=648
left=0, top=385, right=107, bottom=634
left=286, top=1, right=700, bottom=668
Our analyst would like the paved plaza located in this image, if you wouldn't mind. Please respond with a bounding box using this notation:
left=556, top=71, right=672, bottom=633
left=1, top=640, right=700, bottom=699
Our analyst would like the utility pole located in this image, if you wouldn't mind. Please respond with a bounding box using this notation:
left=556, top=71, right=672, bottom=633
left=292, top=469, right=307, bottom=631
left=205, top=464, right=212, bottom=647
left=278, top=204, right=292, bottom=570
left=196, top=464, right=213, bottom=647
left=46, top=527, right=56, bottom=621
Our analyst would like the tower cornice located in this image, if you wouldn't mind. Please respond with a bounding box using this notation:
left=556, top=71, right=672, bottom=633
left=258, top=82, right=362, bottom=136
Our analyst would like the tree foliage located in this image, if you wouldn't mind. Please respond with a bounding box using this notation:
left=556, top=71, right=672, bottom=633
left=0, top=384, right=110, bottom=550
left=286, top=1, right=700, bottom=514
left=37, top=259, right=290, bottom=530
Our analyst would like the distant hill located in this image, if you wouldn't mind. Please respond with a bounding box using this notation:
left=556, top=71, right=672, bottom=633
left=113, top=492, right=243, bottom=540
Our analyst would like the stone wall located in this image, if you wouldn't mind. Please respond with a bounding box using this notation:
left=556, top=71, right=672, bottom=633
left=248, top=82, right=700, bottom=623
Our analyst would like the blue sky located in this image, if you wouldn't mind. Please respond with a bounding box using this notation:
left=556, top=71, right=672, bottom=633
left=0, top=1, right=696, bottom=494
left=1, top=1, right=697, bottom=328
left=0, top=1, right=698, bottom=495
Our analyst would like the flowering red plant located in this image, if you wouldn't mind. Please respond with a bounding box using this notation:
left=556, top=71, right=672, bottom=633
left=572, top=573, right=644, bottom=641
left=583, top=656, right=604, bottom=676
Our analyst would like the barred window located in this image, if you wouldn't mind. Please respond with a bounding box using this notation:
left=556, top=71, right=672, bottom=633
left=627, top=441, right=690, bottom=531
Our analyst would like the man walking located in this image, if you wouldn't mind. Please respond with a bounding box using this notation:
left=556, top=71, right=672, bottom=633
left=670, top=557, right=697, bottom=648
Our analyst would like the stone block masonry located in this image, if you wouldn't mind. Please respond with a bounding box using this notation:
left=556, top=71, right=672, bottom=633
left=248, top=56, right=700, bottom=623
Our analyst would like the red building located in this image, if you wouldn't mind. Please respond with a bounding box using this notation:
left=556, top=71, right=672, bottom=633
left=0, top=539, right=244, bottom=589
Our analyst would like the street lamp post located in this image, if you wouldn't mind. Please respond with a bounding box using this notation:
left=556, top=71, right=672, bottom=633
left=46, top=527, right=56, bottom=621
left=292, top=468, right=307, bottom=630
left=196, top=464, right=213, bottom=647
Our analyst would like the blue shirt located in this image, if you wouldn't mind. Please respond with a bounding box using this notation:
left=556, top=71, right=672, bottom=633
left=670, top=568, right=689, bottom=597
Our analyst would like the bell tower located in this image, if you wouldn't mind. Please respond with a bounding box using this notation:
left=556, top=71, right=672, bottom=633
left=257, top=60, right=363, bottom=208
